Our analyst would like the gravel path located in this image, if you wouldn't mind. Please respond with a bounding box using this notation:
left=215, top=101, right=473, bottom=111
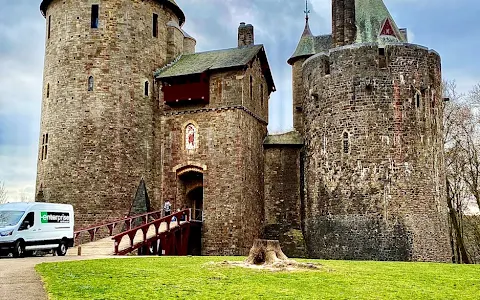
left=0, top=255, right=110, bottom=300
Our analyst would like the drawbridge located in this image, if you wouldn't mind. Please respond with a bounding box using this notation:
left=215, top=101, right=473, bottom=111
left=69, top=209, right=202, bottom=256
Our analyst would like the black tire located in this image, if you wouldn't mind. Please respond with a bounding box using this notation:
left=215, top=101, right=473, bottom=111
left=13, top=240, right=25, bottom=258
left=56, top=241, right=67, bottom=256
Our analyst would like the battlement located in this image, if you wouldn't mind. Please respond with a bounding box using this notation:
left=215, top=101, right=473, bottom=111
left=303, top=43, right=440, bottom=79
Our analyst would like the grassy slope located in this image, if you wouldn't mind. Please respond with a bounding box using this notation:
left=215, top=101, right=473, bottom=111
left=36, top=257, right=480, bottom=300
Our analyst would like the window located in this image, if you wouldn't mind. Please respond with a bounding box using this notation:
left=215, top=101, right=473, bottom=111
left=41, top=133, right=49, bottom=160
left=153, top=14, right=158, bottom=37
left=145, top=81, right=149, bottom=96
left=343, top=132, right=350, bottom=154
left=379, top=48, right=387, bottom=69
left=48, top=15, right=51, bottom=39
left=185, top=124, right=197, bottom=150
left=260, top=83, right=264, bottom=107
left=19, top=212, right=34, bottom=231
left=46, top=83, right=50, bottom=98
left=88, top=76, right=94, bottom=91
left=91, top=5, right=99, bottom=29
left=416, top=92, right=421, bottom=108
left=250, top=76, right=253, bottom=100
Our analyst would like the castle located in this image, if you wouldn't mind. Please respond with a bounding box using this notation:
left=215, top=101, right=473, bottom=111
left=36, top=0, right=452, bottom=261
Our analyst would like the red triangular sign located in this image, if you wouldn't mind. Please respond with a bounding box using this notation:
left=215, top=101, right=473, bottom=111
left=380, top=18, right=397, bottom=38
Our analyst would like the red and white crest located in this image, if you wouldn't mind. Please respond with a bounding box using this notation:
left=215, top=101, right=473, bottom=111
left=379, top=18, right=397, bottom=39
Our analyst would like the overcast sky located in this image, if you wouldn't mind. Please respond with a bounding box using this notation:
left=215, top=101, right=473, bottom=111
left=1, top=0, right=480, bottom=205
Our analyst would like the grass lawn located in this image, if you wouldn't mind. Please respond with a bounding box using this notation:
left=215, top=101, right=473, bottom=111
left=36, top=256, right=480, bottom=300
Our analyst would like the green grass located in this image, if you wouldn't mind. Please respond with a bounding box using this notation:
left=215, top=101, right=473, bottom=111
left=36, top=257, right=480, bottom=300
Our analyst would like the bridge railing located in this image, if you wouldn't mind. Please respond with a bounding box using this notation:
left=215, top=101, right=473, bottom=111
left=74, top=209, right=164, bottom=245
left=191, top=209, right=203, bottom=222
left=111, top=209, right=191, bottom=255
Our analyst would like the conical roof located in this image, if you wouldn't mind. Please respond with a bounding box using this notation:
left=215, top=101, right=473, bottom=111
left=288, top=19, right=316, bottom=65
left=355, top=0, right=406, bottom=45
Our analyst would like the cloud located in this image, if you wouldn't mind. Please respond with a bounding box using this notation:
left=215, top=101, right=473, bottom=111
left=1, top=0, right=480, bottom=204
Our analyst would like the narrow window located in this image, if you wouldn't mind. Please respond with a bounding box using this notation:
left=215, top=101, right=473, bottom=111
left=153, top=14, right=158, bottom=37
left=41, top=133, right=49, bottom=160
left=260, top=83, right=264, bottom=108
left=379, top=48, right=387, bottom=69
left=46, top=83, right=50, bottom=98
left=416, top=93, right=421, bottom=108
left=145, top=81, right=149, bottom=96
left=343, top=132, right=350, bottom=154
left=325, top=62, right=330, bottom=75
left=91, top=5, right=99, bottom=29
left=88, top=76, right=94, bottom=91
left=250, top=76, right=253, bottom=100
left=48, top=15, right=51, bottom=39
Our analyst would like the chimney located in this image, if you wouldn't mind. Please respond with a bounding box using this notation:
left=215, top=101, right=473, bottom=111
left=238, top=22, right=254, bottom=48
left=399, top=28, right=408, bottom=42
left=332, top=0, right=355, bottom=47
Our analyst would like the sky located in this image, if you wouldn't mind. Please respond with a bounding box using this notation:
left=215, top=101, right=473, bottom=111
left=1, top=0, right=480, bottom=205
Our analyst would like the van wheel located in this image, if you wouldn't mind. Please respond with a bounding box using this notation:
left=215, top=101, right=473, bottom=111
left=13, top=241, right=25, bottom=258
left=56, top=241, right=67, bottom=256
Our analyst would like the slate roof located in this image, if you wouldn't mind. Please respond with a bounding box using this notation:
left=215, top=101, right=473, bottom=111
left=355, top=0, right=406, bottom=44
left=264, top=131, right=304, bottom=146
left=288, top=20, right=332, bottom=65
left=155, top=45, right=275, bottom=92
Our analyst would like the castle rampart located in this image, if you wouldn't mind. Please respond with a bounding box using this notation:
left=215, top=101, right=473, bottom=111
left=36, top=0, right=184, bottom=228
left=301, top=43, right=451, bottom=261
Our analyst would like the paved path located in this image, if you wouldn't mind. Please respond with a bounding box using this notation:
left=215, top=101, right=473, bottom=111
left=0, top=255, right=110, bottom=300
left=0, top=220, right=186, bottom=299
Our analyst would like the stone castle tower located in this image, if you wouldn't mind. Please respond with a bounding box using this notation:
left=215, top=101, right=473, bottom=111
left=36, top=0, right=451, bottom=261
left=37, top=0, right=274, bottom=256
left=284, top=0, right=451, bottom=261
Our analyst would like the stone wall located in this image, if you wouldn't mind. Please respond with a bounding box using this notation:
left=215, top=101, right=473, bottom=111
left=36, top=0, right=180, bottom=229
left=292, top=59, right=306, bottom=134
left=155, top=54, right=269, bottom=255
left=263, top=133, right=306, bottom=257
left=302, top=43, right=451, bottom=261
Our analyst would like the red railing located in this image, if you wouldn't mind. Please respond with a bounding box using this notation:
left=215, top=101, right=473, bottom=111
left=112, top=209, right=191, bottom=255
left=74, top=210, right=164, bottom=245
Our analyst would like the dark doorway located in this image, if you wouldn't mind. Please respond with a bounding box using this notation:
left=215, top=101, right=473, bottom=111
left=187, top=186, right=203, bottom=221
left=177, top=169, right=203, bottom=255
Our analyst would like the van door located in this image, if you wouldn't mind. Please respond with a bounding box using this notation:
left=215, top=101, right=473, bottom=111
left=17, top=212, right=36, bottom=245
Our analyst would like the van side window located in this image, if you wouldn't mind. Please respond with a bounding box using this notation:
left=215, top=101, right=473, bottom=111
left=20, top=212, right=34, bottom=230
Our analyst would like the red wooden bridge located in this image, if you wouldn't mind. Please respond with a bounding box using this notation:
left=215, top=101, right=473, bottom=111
left=69, top=209, right=202, bottom=256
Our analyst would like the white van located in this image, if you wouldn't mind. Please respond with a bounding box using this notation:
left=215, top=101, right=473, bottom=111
left=0, top=202, right=74, bottom=257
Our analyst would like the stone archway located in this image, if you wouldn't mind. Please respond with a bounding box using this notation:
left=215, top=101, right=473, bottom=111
left=176, top=167, right=204, bottom=255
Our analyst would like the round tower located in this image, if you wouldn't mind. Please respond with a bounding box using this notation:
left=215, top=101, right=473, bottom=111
left=302, top=43, right=451, bottom=261
left=36, top=0, right=185, bottom=228
left=288, top=14, right=316, bottom=135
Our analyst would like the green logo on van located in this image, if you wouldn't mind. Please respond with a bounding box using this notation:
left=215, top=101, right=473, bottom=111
left=41, top=212, right=70, bottom=223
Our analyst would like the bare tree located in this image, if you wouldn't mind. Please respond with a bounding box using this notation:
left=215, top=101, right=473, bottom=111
left=0, top=181, right=7, bottom=204
left=443, top=81, right=472, bottom=263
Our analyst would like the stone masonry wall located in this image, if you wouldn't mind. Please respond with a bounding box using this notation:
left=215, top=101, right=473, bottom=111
left=155, top=54, right=269, bottom=255
left=36, top=0, right=179, bottom=229
left=302, top=43, right=451, bottom=261
left=292, top=59, right=306, bottom=134
left=264, top=145, right=306, bottom=257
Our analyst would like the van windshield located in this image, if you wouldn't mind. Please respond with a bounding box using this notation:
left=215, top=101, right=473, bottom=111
left=0, top=211, right=25, bottom=227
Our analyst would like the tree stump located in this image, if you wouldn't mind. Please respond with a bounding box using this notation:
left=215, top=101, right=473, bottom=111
left=245, top=239, right=290, bottom=265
